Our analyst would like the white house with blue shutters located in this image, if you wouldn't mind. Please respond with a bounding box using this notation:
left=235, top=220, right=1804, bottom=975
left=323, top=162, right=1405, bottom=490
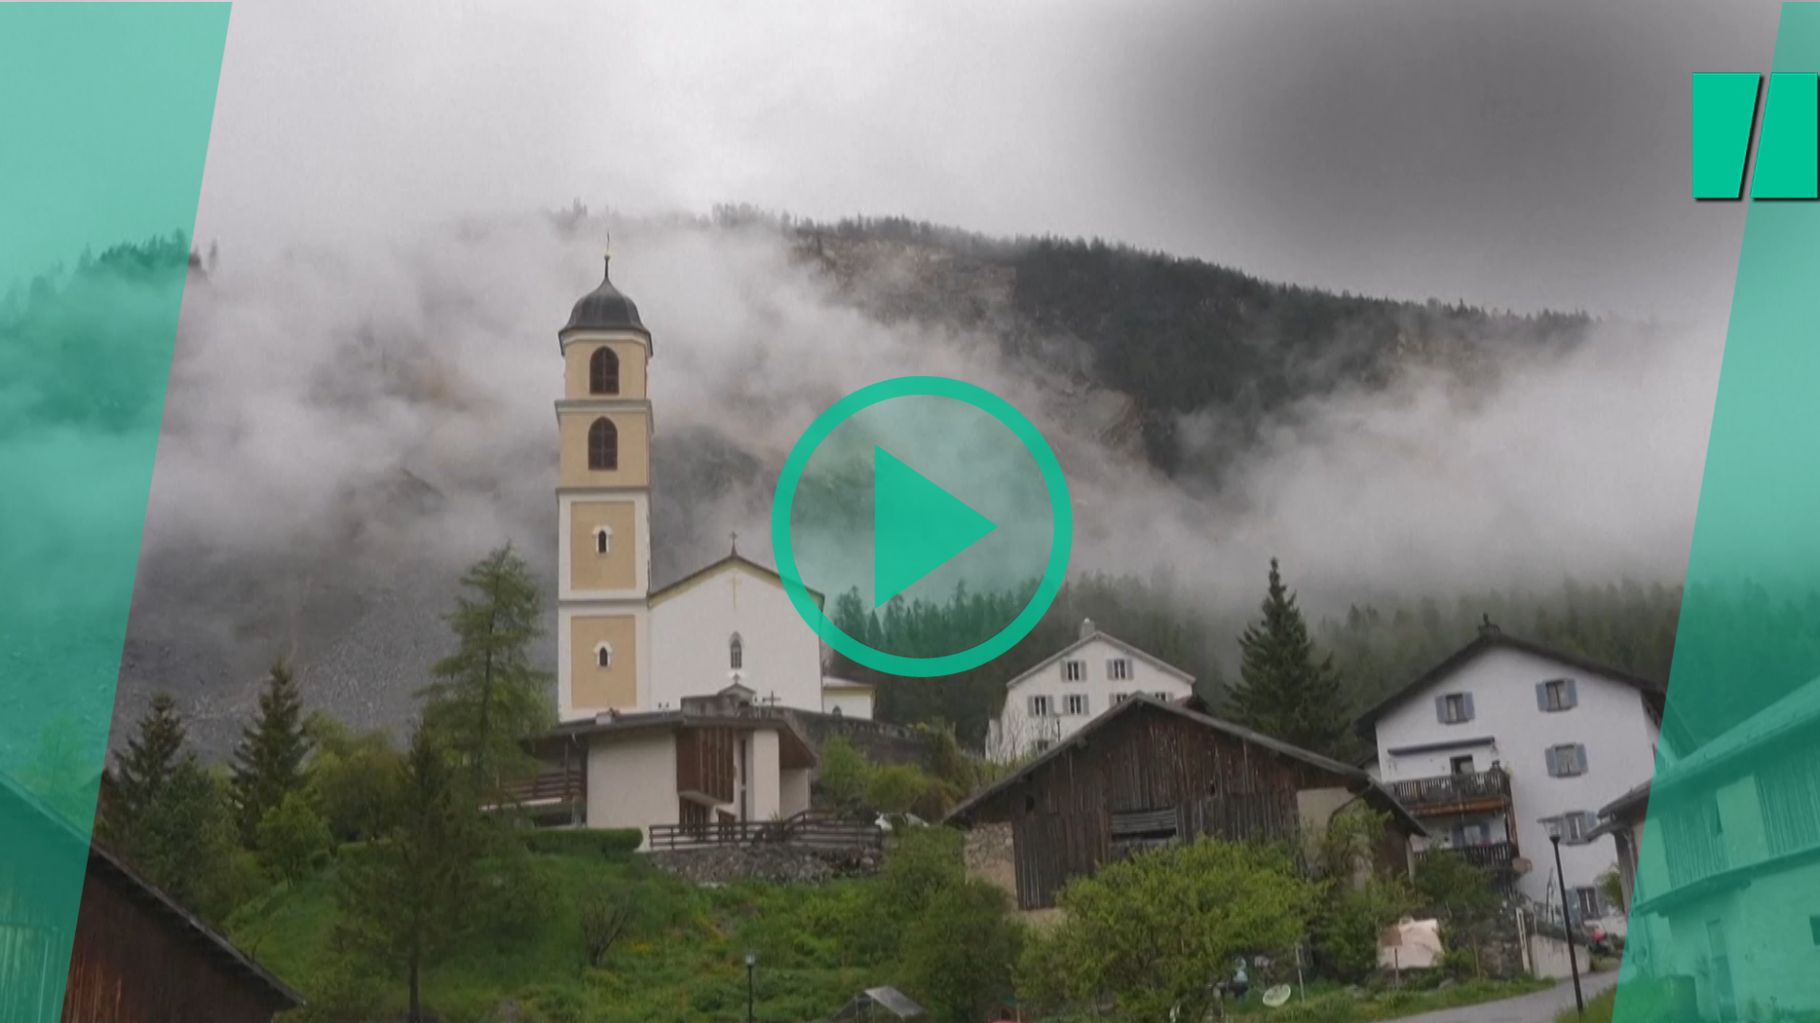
left=985, top=619, right=1197, bottom=762
left=1356, top=621, right=1665, bottom=934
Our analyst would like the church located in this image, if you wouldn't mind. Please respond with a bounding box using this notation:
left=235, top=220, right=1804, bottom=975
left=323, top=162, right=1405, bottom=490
left=522, top=255, right=875, bottom=843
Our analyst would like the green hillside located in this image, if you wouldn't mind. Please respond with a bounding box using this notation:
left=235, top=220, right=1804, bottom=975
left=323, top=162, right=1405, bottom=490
left=228, top=851, right=893, bottom=1023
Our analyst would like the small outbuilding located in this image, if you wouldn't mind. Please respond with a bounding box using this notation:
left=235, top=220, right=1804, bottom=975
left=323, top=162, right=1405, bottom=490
left=947, top=695, right=1426, bottom=909
left=830, top=986, right=928, bottom=1022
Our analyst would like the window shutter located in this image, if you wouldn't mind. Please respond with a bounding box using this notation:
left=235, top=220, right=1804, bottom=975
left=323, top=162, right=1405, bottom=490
left=1546, top=748, right=1561, bottom=776
left=1536, top=683, right=1549, bottom=711
left=1462, top=693, right=1476, bottom=721
left=1435, top=695, right=1447, bottom=723
left=1575, top=744, right=1589, bottom=775
left=1565, top=678, right=1579, bottom=708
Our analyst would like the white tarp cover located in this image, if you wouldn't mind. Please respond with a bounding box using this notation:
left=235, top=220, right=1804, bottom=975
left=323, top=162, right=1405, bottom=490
left=1377, top=916, right=1445, bottom=970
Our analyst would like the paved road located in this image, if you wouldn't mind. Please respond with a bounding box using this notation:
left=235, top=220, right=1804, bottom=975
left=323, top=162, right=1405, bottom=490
left=1385, top=971, right=1620, bottom=1023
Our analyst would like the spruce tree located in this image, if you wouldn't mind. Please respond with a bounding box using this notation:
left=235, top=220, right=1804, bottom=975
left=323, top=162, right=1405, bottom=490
left=419, top=545, right=552, bottom=794
left=336, top=725, right=479, bottom=1023
left=231, top=657, right=312, bottom=845
left=104, top=692, right=187, bottom=848
left=1229, top=558, right=1350, bottom=754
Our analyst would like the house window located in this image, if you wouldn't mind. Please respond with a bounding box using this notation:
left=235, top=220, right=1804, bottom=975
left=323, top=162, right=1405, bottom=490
left=1112, top=692, right=1131, bottom=704
left=1573, top=886, right=1600, bottom=921
left=1153, top=691, right=1170, bottom=701
left=1063, top=693, right=1089, bottom=716
left=1108, top=658, right=1132, bottom=681
left=595, top=643, right=614, bottom=669
left=1437, top=692, right=1474, bottom=724
left=1062, top=660, right=1085, bottom=682
left=1547, top=744, right=1588, bottom=777
left=729, top=633, right=743, bottom=670
left=1450, top=754, right=1475, bottom=775
left=1029, top=695, right=1053, bottom=717
left=594, top=526, right=613, bottom=554
left=587, top=417, right=619, bottom=470
left=1538, top=678, right=1578, bottom=712
left=589, top=346, right=621, bottom=395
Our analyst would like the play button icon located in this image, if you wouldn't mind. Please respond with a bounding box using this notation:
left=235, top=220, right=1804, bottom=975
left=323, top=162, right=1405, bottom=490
left=872, top=447, right=998, bottom=606
left=771, top=376, right=1073, bottom=677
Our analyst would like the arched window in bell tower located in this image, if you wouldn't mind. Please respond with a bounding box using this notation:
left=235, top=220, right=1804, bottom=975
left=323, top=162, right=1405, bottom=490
left=729, top=633, right=744, bottom=671
left=587, top=418, right=618, bottom=470
left=589, top=347, right=620, bottom=395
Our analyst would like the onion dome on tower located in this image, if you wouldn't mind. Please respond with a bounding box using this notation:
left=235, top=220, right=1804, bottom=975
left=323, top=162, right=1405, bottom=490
left=563, top=254, right=648, bottom=337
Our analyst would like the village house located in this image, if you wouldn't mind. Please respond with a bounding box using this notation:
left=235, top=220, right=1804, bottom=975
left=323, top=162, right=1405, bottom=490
left=0, top=774, right=302, bottom=1023
left=1596, top=675, right=1820, bottom=1022
left=1354, top=621, right=1665, bottom=935
left=985, top=618, right=1196, bottom=762
left=947, top=694, right=1426, bottom=910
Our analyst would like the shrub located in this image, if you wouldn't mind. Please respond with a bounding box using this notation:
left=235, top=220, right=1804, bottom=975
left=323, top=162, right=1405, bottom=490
left=817, top=736, right=872, bottom=811
left=1022, top=840, right=1318, bottom=1023
left=256, top=791, right=334, bottom=882
left=867, top=763, right=934, bottom=816
left=521, top=828, right=643, bottom=858
left=580, top=884, right=635, bottom=967
left=876, top=827, right=966, bottom=921
left=901, top=879, right=1023, bottom=1023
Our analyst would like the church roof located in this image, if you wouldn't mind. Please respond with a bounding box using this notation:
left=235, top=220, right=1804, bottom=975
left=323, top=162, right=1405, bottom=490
left=562, top=255, right=648, bottom=338
left=649, top=551, right=825, bottom=607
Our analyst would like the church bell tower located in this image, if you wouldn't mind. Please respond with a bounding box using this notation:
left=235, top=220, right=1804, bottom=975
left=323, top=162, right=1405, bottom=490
left=555, top=254, right=653, bottom=720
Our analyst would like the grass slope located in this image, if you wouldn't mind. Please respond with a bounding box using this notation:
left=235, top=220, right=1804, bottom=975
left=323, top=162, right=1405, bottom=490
left=228, top=852, right=893, bottom=1023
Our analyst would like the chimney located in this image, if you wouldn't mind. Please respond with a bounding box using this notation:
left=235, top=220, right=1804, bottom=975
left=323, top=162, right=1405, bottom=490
left=1079, top=617, right=1097, bottom=641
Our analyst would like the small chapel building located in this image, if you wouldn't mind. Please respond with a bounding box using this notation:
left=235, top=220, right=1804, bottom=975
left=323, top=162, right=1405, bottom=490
left=526, top=255, right=873, bottom=845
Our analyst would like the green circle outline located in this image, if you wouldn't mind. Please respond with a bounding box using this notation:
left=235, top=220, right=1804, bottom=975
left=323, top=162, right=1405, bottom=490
left=770, top=375, right=1073, bottom=678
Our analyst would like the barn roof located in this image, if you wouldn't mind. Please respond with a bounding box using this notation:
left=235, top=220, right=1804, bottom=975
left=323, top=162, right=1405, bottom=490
left=1352, top=624, right=1666, bottom=736
left=944, top=694, right=1425, bottom=836
left=0, top=772, right=305, bottom=1011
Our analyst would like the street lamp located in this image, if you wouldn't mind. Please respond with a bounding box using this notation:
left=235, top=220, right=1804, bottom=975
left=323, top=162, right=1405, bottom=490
left=745, top=950, right=757, bottom=1023
left=1550, top=834, right=1585, bottom=1016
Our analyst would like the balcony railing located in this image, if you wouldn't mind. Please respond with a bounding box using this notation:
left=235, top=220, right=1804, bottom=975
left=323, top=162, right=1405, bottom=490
left=1386, top=770, right=1512, bottom=810
left=1422, top=839, right=1518, bottom=872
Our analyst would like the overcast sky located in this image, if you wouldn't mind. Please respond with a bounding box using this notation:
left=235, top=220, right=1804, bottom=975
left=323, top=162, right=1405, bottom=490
left=196, top=0, right=1781, bottom=324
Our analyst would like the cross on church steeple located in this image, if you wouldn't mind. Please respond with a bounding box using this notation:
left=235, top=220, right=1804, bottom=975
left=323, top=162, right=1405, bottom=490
left=730, top=529, right=739, bottom=556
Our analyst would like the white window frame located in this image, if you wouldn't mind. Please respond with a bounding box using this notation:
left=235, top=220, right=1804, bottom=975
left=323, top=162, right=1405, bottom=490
left=594, top=642, right=614, bottom=669
left=1063, top=693, right=1089, bottom=716
left=1440, top=692, right=1471, bottom=724
left=1108, top=657, right=1133, bottom=681
left=1029, top=694, right=1053, bottom=717
left=593, top=526, right=613, bottom=555
left=1062, top=659, right=1086, bottom=682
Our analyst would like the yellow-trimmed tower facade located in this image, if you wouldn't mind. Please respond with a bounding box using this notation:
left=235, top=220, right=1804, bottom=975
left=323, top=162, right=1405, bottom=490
left=555, top=256, right=654, bottom=721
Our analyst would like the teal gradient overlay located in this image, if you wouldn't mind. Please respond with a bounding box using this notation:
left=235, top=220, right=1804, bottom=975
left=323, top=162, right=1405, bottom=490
left=1619, top=6, right=1820, bottom=1021
left=0, top=4, right=228, bottom=1020
left=1753, top=73, right=1818, bottom=199
left=772, top=376, right=1073, bottom=678
left=1691, top=73, right=1761, bottom=199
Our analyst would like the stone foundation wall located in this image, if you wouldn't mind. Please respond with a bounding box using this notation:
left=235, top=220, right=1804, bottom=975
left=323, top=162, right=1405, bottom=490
left=649, top=843, right=883, bottom=885
left=790, top=711, right=933, bottom=770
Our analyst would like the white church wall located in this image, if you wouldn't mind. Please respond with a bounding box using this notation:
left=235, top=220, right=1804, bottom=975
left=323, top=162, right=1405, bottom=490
left=649, top=563, right=826, bottom=714
left=586, top=730, right=677, bottom=849
left=780, top=767, right=812, bottom=818
left=745, top=729, right=783, bottom=821
left=822, top=683, right=875, bottom=720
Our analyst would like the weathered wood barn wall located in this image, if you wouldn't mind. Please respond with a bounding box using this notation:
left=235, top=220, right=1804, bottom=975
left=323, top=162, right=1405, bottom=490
left=0, top=775, right=301, bottom=1023
left=947, top=697, right=1423, bottom=909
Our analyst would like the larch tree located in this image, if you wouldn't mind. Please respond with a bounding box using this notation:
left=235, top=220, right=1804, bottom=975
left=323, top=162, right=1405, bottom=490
left=419, top=544, right=553, bottom=795
left=1228, top=558, right=1350, bottom=754
left=230, top=657, right=312, bottom=845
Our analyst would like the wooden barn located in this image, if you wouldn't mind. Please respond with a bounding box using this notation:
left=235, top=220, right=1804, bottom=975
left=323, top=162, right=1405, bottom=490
left=945, top=695, right=1426, bottom=909
left=0, top=773, right=302, bottom=1023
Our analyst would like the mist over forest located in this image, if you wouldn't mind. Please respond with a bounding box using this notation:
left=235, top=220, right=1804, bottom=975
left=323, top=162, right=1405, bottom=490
left=1, top=206, right=1738, bottom=754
